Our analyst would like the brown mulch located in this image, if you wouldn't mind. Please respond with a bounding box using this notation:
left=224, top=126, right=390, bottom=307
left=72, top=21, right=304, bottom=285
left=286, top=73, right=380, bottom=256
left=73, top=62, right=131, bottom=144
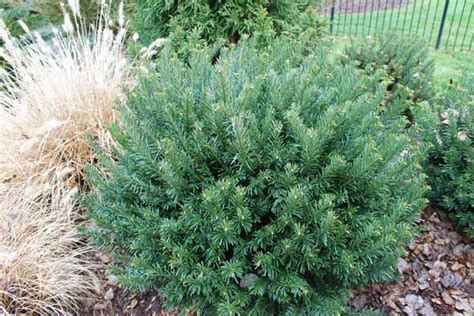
left=81, top=253, right=166, bottom=316
left=318, top=0, right=410, bottom=14
left=81, top=206, right=473, bottom=315
left=348, top=207, right=473, bottom=315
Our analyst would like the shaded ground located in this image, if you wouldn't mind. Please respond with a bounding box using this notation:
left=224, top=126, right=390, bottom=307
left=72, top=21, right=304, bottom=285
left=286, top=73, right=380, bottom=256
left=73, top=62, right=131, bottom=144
left=349, top=207, right=473, bottom=315
left=82, top=207, right=472, bottom=315
left=82, top=254, right=166, bottom=316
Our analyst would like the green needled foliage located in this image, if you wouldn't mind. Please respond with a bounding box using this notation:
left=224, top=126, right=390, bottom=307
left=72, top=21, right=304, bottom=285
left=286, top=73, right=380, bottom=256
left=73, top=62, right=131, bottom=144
left=132, top=0, right=325, bottom=56
left=416, top=78, right=474, bottom=237
left=86, top=39, right=428, bottom=314
left=341, top=34, right=434, bottom=116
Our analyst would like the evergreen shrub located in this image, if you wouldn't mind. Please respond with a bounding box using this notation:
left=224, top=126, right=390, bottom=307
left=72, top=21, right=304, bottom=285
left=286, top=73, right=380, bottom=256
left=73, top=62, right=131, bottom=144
left=86, top=40, right=428, bottom=314
left=132, top=0, right=324, bottom=55
left=341, top=34, right=434, bottom=113
left=417, top=78, right=473, bottom=237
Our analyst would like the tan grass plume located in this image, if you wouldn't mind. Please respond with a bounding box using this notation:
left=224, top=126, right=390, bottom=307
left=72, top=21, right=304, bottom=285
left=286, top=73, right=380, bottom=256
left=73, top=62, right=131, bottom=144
left=0, top=0, right=133, bottom=313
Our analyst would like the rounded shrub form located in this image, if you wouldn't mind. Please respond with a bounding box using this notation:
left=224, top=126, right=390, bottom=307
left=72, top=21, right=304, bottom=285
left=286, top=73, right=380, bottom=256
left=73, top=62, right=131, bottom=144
left=417, top=78, right=473, bottom=237
left=132, top=0, right=324, bottom=54
left=87, top=40, right=427, bottom=314
left=341, top=34, right=434, bottom=110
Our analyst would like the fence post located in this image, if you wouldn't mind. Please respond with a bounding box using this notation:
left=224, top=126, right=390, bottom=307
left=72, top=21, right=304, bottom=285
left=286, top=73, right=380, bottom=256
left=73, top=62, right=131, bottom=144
left=329, top=0, right=336, bottom=34
left=435, top=0, right=450, bottom=49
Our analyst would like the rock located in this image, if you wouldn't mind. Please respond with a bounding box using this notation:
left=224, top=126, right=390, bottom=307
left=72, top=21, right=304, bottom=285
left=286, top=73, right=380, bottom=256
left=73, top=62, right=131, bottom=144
left=405, top=294, right=424, bottom=309
left=403, top=305, right=417, bottom=316
left=397, top=258, right=410, bottom=274
left=104, top=288, right=114, bottom=301
left=420, top=302, right=436, bottom=316
left=428, top=213, right=440, bottom=223
left=453, top=244, right=465, bottom=256
left=419, top=280, right=430, bottom=290
left=107, top=274, right=119, bottom=286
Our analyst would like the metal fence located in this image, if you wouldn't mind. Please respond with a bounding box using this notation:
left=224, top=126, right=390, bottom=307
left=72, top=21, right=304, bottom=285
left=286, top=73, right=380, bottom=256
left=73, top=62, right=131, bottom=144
left=318, top=0, right=474, bottom=51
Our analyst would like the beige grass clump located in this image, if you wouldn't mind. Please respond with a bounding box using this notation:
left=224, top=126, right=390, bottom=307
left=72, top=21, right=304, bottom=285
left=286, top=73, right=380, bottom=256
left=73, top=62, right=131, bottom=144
left=0, top=183, right=99, bottom=314
left=0, top=6, right=130, bottom=185
left=0, top=2, right=133, bottom=313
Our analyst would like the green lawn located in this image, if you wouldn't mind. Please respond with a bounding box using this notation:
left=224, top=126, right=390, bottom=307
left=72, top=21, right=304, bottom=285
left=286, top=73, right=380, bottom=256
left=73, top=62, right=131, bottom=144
left=430, top=48, right=474, bottom=83
left=327, top=0, right=474, bottom=51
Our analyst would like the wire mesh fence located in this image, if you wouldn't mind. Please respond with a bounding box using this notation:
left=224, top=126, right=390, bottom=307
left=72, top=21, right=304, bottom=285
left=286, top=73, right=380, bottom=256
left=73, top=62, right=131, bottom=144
left=317, top=0, right=474, bottom=51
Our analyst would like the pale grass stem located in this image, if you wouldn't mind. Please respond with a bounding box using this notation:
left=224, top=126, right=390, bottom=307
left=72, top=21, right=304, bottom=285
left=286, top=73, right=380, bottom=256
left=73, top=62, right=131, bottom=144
left=0, top=1, right=132, bottom=313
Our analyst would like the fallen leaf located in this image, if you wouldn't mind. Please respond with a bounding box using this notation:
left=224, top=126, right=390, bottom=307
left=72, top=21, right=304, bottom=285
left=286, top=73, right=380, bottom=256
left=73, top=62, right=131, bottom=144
left=448, top=231, right=462, bottom=245
left=423, top=244, right=431, bottom=256
left=428, top=268, right=441, bottom=279
left=450, top=289, right=466, bottom=296
left=433, top=260, right=447, bottom=269
left=442, top=272, right=463, bottom=288
left=434, top=238, right=444, bottom=245
left=467, top=249, right=474, bottom=262
left=351, top=294, right=367, bottom=309
left=452, top=262, right=464, bottom=271
left=442, top=291, right=455, bottom=306
left=455, top=300, right=471, bottom=311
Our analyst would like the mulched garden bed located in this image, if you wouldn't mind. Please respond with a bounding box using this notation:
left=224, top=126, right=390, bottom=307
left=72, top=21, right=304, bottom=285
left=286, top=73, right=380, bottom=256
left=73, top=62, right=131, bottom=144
left=349, top=206, right=473, bottom=315
left=85, top=206, right=473, bottom=315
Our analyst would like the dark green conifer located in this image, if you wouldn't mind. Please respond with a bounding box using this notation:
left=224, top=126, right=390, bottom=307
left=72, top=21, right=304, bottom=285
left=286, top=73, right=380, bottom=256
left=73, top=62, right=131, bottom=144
left=86, top=39, right=428, bottom=314
left=416, top=78, right=473, bottom=237
left=132, top=0, right=324, bottom=55
left=341, top=34, right=434, bottom=114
